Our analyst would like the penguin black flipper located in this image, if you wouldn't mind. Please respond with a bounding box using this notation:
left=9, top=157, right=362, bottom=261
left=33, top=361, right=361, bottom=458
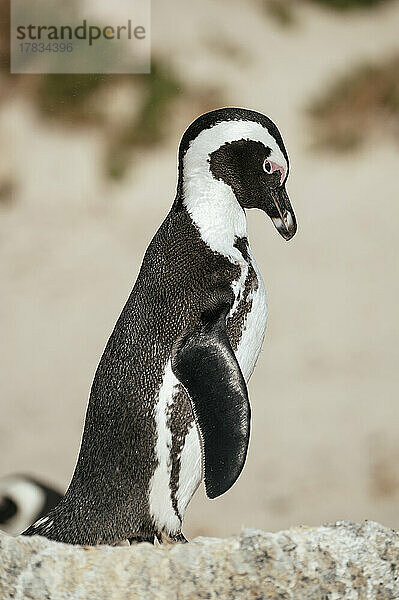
left=171, top=299, right=250, bottom=499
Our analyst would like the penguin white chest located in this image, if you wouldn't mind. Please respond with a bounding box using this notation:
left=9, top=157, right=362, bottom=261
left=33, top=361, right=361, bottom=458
left=148, top=251, right=267, bottom=535
left=149, top=362, right=202, bottom=535
left=230, top=252, right=268, bottom=382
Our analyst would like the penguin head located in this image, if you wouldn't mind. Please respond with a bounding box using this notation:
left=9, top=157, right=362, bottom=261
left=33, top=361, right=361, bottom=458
left=178, top=107, right=297, bottom=241
left=0, top=474, right=62, bottom=535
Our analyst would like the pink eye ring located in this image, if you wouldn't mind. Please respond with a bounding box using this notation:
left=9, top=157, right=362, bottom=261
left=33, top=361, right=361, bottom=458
left=263, top=158, right=286, bottom=184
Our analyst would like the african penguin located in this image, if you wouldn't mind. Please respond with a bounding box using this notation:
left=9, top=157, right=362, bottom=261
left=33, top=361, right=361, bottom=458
left=23, top=107, right=297, bottom=545
left=0, top=474, right=62, bottom=535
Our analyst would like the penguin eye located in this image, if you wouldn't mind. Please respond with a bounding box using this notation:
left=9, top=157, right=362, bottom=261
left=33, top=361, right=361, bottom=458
left=263, top=159, right=272, bottom=174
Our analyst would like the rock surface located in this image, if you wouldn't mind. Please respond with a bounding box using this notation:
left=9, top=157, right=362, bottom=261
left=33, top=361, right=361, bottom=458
left=0, top=521, right=398, bottom=599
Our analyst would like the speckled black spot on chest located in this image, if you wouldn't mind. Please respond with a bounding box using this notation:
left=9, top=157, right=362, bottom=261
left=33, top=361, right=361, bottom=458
left=227, top=237, right=258, bottom=351
left=209, top=140, right=271, bottom=209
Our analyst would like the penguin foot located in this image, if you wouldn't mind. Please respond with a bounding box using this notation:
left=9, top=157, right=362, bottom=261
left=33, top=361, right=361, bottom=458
left=156, top=530, right=188, bottom=544
left=169, top=532, right=188, bottom=544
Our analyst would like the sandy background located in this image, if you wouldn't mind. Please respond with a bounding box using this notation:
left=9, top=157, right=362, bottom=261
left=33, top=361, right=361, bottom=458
left=1, top=0, right=399, bottom=539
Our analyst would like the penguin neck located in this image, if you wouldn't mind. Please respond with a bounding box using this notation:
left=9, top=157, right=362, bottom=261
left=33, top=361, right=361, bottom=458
left=178, top=168, right=248, bottom=261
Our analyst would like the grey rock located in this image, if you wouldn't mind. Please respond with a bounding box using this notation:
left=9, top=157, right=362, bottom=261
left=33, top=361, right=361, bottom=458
left=0, top=521, right=398, bottom=599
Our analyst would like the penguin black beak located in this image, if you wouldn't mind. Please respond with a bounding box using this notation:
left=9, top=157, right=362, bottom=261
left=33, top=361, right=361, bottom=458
left=269, top=186, right=297, bottom=241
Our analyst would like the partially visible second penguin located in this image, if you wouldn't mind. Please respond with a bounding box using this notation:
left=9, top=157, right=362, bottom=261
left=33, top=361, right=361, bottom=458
left=23, top=107, right=297, bottom=545
left=0, top=474, right=62, bottom=535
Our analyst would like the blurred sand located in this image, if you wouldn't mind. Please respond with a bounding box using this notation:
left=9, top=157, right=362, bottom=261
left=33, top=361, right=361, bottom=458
left=1, top=0, right=399, bottom=538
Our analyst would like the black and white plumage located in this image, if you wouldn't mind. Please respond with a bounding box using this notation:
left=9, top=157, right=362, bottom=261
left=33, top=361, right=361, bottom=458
left=0, top=474, right=62, bottom=535
left=23, top=108, right=297, bottom=545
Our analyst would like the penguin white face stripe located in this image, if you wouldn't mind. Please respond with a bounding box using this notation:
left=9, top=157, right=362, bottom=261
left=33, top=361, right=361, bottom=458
left=149, top=361, right=181, bottom=534
left=182, top=120, right=287, bottom=259
left=183, top=175, right=247, bottom=259
left=184, top=120, right=287, bottom=177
